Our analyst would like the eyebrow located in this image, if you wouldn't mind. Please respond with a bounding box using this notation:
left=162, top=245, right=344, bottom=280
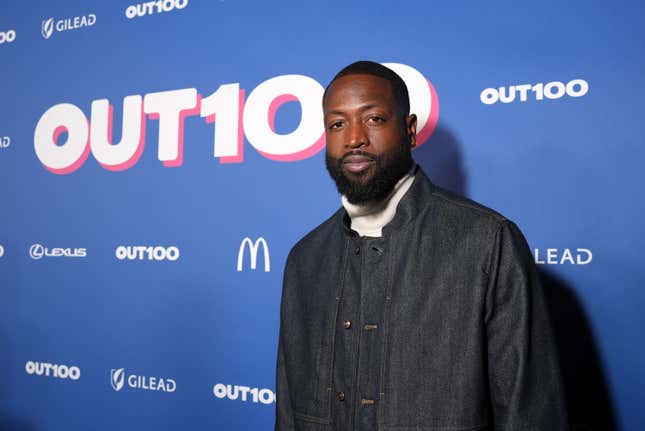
left=325, top=103, right=382, bottom=116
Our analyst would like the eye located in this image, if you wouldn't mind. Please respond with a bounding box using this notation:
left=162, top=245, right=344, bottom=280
left=367, top=115, right=384, bottom=124
left=328, top=121, right=344, bottom=130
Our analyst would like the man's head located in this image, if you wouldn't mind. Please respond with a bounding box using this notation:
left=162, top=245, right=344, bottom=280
left=323, top=61, right=417, bottom=205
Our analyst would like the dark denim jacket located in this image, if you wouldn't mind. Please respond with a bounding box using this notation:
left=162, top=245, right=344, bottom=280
left=276, top=166, right=567, bottom=430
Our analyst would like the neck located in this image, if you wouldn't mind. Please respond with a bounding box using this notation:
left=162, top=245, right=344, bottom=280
left=341, top=164, right=416, bottom=237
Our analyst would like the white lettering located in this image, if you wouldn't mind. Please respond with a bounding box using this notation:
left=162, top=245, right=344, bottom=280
left=544, top=81, right=566, bottom=99
left=115, top=245, right=180, bottom=261
left=34, top=103, right=89, bottom=173
left=144, top=88, right=198, bottom=165
left=90, top=95, right=144, bottom=170
left=534, top=248, right=593, bottom=265
left=480, top=88, right=499, bottom=105
left=213, top=383, right=226, bottom=398
left=166, top=379, right=176, bottom=392
left=128, top=374, right=138, bottom=388
left=482, top=79, right=589, bottom=105
left=25, top=361, right=80, bottom=380
left=125, top=0, right=188, bottom=19
left=243, top=75, right=324, bottom=160
left=577, top=248, right=593, bottom=264
left=561, top=248, right=575, bottom=264
left=200, top=83, right=242, bottom=160
left=0, top=29, right=16, bottom=44
left=212, top=383, right=275, bottom=404
left=516, top=84, right=531, bottom=102
left=259, top=388, right=274, bottom=404
left=566, top=79, right=589, bottom=97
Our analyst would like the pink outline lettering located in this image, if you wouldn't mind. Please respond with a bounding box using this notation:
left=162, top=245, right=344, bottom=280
left=257, top=134, right=325, bottom=162
left=162, top=94, right=201, bottom=167
left=267, top=94, right=298, bottom=132
left=414, top=79, right=439, bottom=149
left=53, top=125, right=67, bottom=146
left=45, top=121, right=90, bottom=175
left=219, top=89, right=245, bottom=164
left=98, top=103, right=147, bottom=171
left=256, top=93, right=325, bottom=162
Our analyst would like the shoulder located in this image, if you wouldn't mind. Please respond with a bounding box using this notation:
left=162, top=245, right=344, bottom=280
left=418, top=177, right=531, bottom=257
left=415, top=180, right=517, bottom=248
left=427, top=183, right=508, bottom=227
left=285, top=207, right=344, bottom=266
left=422, top=181, right=532, bottom=275
left=408, top=167, right=511, bottom=236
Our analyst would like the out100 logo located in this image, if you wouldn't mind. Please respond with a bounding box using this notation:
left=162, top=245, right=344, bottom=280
left=33, top=63, right=438, bottom=174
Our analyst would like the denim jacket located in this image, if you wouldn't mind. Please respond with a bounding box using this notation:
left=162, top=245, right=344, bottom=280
left=276, top=166, right=567, bottom=430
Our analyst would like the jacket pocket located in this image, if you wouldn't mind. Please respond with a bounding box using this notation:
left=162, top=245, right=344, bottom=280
left=293, top=412, right=332, bottom=430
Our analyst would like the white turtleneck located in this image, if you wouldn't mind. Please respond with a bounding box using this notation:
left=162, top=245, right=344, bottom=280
left=341, top=165, right=416, bottom=237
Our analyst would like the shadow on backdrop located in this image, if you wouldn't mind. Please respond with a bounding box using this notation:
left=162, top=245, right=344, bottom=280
left=0, top=257, right=39, bottom=431
left=540, top=269, right=618, bottom=431
left=413, top=124, right=468, bottom=197
left=0, top=329, right=38, bottom=431
left=415, top=123, right=617, bottom=431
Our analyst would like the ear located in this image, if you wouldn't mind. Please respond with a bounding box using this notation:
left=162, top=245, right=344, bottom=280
left=406, top=114, right=418, bottom=148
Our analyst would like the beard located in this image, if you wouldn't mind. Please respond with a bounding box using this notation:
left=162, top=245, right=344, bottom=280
left=325, top=142, right=413, bottom=205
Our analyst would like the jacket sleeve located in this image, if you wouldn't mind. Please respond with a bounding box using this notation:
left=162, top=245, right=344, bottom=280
left=484, top=220, right=568, bottom=430
left=275, top=254, right=295, bottom=430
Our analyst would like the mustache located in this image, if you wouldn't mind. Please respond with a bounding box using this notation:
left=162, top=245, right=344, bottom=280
left=339, top=150, right=377, bottom=162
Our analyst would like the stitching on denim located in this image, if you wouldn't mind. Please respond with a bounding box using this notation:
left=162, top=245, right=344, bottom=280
left=430, top=189, right=507, bottom=224
left=325, top=238, right=351, bottom=423
left=377, top=226, right=396, bottom=422
left=294, top=411, right=331, bottom=425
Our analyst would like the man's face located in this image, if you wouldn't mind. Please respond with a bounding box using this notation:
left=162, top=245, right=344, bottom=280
left=323, top=73, right=417, bottom=205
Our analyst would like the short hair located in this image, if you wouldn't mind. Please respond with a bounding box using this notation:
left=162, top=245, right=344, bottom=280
left=323, top=60, right=410, bottom=117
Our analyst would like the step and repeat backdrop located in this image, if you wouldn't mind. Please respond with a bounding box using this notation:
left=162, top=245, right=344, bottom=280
left=0, top=1, right=643, bottom=430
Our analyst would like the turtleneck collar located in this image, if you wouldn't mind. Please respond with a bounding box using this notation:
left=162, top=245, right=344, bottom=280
left=341, top=163, right=417, bottom=237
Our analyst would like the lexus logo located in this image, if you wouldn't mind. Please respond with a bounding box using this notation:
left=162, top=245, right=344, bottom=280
left=41, top=18, right=54, bottom=39
left=29, top=243, right=87, bottom=259
left=29, top=243, right=44, bottom=260
left=237, top=237, right=270, bottom=272
left=111, top=368, right=125, bottom=391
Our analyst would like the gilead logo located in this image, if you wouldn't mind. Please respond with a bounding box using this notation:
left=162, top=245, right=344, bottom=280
left=41, top=14, right=97, bottom=40
left=110, top=368, right=176, bottom=393
left=33, top=63, right=439, bottom=174
left=25, top=361, right=81, bottom=380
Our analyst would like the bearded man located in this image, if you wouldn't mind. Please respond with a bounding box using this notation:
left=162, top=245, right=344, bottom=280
left=275, top=61, right=567, bottom=431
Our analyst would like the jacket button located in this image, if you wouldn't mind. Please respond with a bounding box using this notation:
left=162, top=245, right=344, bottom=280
left=354, top=246, right=360, bottom=255
left=336, top=391, right=345, bottom=401
left=343, top=320, right=351, bottom=329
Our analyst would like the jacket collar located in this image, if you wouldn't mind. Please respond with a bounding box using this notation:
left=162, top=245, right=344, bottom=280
left=339, top=164, right=434, bottom=238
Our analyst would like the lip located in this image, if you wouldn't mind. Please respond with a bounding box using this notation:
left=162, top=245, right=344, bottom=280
left=342, top=155, right=375, bottom=173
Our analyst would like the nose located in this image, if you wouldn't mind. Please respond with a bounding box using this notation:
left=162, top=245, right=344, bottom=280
left=346, top=120, right=368, bottom=149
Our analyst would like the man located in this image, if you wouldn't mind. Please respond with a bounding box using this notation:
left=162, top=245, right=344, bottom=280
left=275, top=61, right=567, bottom=430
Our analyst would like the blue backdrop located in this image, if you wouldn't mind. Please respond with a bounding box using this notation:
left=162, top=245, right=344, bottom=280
left=1, top=1, right=643, bottom=430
